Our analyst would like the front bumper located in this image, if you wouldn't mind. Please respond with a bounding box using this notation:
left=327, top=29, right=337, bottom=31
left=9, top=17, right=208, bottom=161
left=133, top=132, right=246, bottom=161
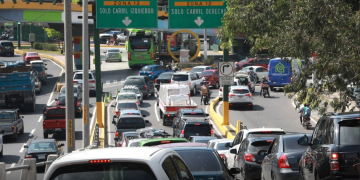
left=44, top=128, right=65, bottom=134
left=229, top=101, right=253, bottom=107
left=273, top=168, right=300, bottom=180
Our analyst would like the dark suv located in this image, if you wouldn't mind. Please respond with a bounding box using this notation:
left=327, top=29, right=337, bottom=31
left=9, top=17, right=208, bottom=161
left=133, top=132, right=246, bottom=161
left=0, top=41, right=14, bottom=56
left=172, top=118, right=213, bottom=140
left=123, top=76, right=155, bottom=99
left=30, top=62, right=48, bottom=85
left=297, top=112, right=360, bottom=180
left=172, top=108, right=209, bottom=125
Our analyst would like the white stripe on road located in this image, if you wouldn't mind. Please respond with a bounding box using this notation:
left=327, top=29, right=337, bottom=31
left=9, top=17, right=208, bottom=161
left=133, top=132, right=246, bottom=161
left=7, top=163, right=15, bottom=174
left=29, top=129, right=35, bottom=136
left=154, top=102, right=160, bottom=121
left=107, top=100, right=116, bottom=147
left=19, top=143, right=27, bottom=153
left=37, top=116, right=43, bottom=122
left=47, top=61, right=64, bottom=106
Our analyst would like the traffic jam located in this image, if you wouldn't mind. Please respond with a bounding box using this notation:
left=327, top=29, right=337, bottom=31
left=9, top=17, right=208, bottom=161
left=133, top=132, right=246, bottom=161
left=0, top=50, right=359, bottom=180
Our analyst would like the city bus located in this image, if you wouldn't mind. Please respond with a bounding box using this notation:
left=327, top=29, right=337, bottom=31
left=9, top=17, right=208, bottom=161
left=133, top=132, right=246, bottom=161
left=126, top=29, right=157, bottom=69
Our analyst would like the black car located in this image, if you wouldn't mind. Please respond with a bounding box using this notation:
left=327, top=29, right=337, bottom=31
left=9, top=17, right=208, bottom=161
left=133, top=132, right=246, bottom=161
left=0, top=41, right=14, bottom=56
left=54, top=95, right=82, bottom=118
left=23, top=139, right=64, bottom=163
left=154, top=72, right=174, bottom=91
left=123, top=76, right=155, bottom=99
left=297, top=112, right=360, bottom=180
left=232, top=136, right=276, bottom=180
left=30, top=63, right=47, bottom=85
left=172, top=147, right=240, bottom=180
left=173, top=118, right=213, bottom=140
left=261, top=133, right=312, bottom=180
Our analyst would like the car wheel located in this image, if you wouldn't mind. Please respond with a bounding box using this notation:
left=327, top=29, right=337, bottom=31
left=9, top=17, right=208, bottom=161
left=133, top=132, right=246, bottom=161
left=44, top=132, right=48, bottom=138
left=13, top=131, right=18, bottom=141
left=145, top=91, right=150, bottom=99
left=192, top=86, right=197, bottom=95
left=11, top=53, right=14, bottom=56
left=0, top=145, right=3, bottom=157
left=215, top=81, right=219, bottom=89
left=19, top=124, right=24, bottom=134
left=119, top=59, right=122, bottom=62
left=105, top=60, right=108, bottom=62
left=219, top=98, right=223, bottom=101
left=249, top=105, right=253, bottom=110
left=159, top=110, right=163, bottom=119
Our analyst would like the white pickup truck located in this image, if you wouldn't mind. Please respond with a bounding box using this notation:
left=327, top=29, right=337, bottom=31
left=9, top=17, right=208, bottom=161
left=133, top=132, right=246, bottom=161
left=158, top=84, right=197, bottom=126
left=171, top=71, right=203, bottom=96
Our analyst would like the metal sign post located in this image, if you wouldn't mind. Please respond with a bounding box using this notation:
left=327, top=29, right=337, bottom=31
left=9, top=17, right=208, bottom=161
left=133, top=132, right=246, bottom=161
left=219, top=55, right=233, bottom=126
left=82, top=0, right=90, bottom=148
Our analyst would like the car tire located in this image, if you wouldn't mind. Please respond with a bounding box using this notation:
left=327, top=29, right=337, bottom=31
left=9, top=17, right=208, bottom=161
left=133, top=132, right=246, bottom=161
left=249, top=105, right=253, bottom=110
left=144, top=91, right=149, bottom=99
left=20, top=124, right=24, bottom=134
left=270, top=87, right=274, bottom=91
left=159, top=110, right=163, bottom=119
left=119, top=59, right=122, bottom=62
left=214, top=81, right=219, bottom=89
left=0, top=145, right=3, bottom=157
left=11, top=53, right=14, bottom=56
left=151, top=89, right=155, bottom=96
left=44, top=132, right=48, bottom=138
left=192, top=86, right=197, bottom=95
left=13, top=131, right=18, bottom=141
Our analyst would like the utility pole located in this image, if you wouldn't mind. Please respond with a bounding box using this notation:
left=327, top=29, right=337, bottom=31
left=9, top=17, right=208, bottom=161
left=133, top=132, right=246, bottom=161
left=17, top=22, right=21, bottom=49
left=82, top=0, right=89, bottom=148
left=64, top=0, right=75, bottom=153
left=203, top=29, right=207, bottom=60
left=222, top=46, right=229, bottom=125
left=92, top=3, right=103, bottom=127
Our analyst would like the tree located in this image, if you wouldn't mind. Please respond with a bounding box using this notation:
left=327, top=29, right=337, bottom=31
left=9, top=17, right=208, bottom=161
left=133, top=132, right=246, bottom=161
left=219, top=0, right=360, bottom=114
left=43, top=27, right=64, bottom=54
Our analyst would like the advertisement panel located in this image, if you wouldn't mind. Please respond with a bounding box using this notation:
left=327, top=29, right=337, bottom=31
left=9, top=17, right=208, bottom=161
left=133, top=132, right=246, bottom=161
left=164, top=34, right=177, bottom=51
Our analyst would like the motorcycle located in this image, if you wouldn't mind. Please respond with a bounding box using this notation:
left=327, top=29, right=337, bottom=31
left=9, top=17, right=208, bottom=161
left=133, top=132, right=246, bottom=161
left=202, top=93, right=209, bottom=105
left=302, top=115, right=312, bottom=129
left=261, top=82, right=270, bottom=98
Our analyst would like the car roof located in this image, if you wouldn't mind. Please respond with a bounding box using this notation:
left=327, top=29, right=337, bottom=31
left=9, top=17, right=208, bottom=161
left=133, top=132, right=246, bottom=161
left=155, top=142, right=207, bottom=148
left=128, top=138, right=148, bottom=143
left=31, top=138, right=55, bottom=143
left=180, top=108, right=205, bottom=114
left=0, top=109, right=18, bottom=113
left=118, top=92, right=136, bottom=95
left=117, top=100, right=138, bottom=104
left=140, top=138, right=188, bottom=144
left=173, top=71, right=190, bottom=75
left=122, top=85, right=140, bottom=90
left=170, top=146, right=213, bottom=151
left=47, top=106, right=65, bottom=110
left=208, top=139, right=233, bottom=143
left=160, top=72, right=175, bottom=74
left=142, top=65, right=162, bottom=67
left=230, top=85, right=250, bottom=89
left=244, top=127, right=285, bottom=133
left=323, top=111, right=360, bottom=119
left=191, top=136, right=217, bottom=140
left=126, top=76, right=144, bottom=79
left=107, top=48, right=120, bottom=51
left=245, top=66, right=264, bottom=69
left=281, top=133, right=312, bottom=139
left=30, top=60, right=43, bottom=64
left=202, top=69, right=217, bottom=72
left=27, top=52, right=39, bottom=54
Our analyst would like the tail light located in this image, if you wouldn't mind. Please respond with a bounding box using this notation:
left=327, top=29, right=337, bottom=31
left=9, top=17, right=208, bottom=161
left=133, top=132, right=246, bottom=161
left=89, top=159, right=111, bottom=163
left=229, top=94, right=235, bottom=98
left=0, top=47, right=1, bottom=50
left=115, top=111, right=119, bottom=115
left=209, top=77, right=213, bottom=80
left=150, top=72, right=154, bottom=75
left=42, top=72, right=45, bottom=76
left=245, top=93, right=252, bottom=98
left=143, top=85, right=147, bottom=90
left=219, top=154, right=226, bottom=159
left=248, top=82, right=251, bottom=87
left=268, top=76, right=269, bottom=81
left=56, top=101, right=60, bottom=107
left=151, top=51, right=154, bottom=59
left=211, top=129, right=214, bottom=136
left=181, top=130, right=184, bottom=135
left=11, top=125, right=14, bottom=131
left=188, top=81, right=191, bottom=86
left=169, top=80, right=172, bottom=83
left=77, top=100, right=80, bottom=106
left=244, top=153, right=256, bottom=162
left=331, top=153, right=338, bottom=160
left=128, top=52, right=131, bottom=60
left=25, top=155, right=33, bottom=159
left=43, top=121, right=45, bottom=126
left=279, top=154, right=290, bottom=168
left=331, top=162, right=339, bottom=170
left=115, top=131, right=119, bottom=137
left=155, top=79, right=158, bottom=83
left=220, top=88, right=222, bottom=92
left=136, top=101, right=139, bottom=105
left=89, top=80, right=95, bottom=83
left=73, top=81, right=78, bottom=83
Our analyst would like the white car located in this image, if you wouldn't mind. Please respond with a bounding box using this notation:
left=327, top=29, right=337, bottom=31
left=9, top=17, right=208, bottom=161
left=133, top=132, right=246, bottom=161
left=120, top=86, right=143, bottom=104
left=30, top=60, right=47, bottom=66
left=59, top=85, right=82, bottom=99
left=190, top=66, right=214, bottom=75
left=34, top=77, right=42, bottom=94
left=117, top=33, right=128, bottom=42
left=114, top=100, right=140, bottom=117
left=43, top=148, right=195, bottom=180
left=228, top=85, right=253, bottom=109
left=115, top=92, right=140, bottom=105
left=171, top=71, right=202, bottom=96
left=207, top=139, right=233, bottom=159
left=224, top=127, right=285, bottom=170
left=73, top=70, right=102, bottom=97
left=104, top=48, right=122, bottom=62
left=219, top=78, right=241, bottom=101
left=237, top=66, right=269, bottom=82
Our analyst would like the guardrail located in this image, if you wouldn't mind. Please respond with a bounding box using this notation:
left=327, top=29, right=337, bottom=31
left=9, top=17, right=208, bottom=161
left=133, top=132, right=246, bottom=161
left=0, top=154, right=58, bottom=180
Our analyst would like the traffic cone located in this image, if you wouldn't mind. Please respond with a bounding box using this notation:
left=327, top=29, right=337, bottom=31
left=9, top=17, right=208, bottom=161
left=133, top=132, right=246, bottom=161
left=109, top=91, right=113, bottom=100
left=104, top=94, right=108, bottom=103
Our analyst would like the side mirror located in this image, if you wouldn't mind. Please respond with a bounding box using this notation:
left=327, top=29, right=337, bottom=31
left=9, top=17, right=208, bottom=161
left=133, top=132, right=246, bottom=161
left=172, top=125, right=177, bottom=129
left=258, top=149, right=268, bottom=156
left=142, top=115, right=146, bottom=117
left=145, top=120, right=150, bottom=123
left=224, top=142, right=231, bottom=147
left=229, top=167, right=240, bottom=175
left=112, top=120, right=116, bottom=125
left=58, top=143, right=64, bottom=147
left=230, top=149, right=237, bottom=154
left=297, top=135, right=309, bottom=146
left=206, top=113, right=209, bottom=116
left=23, top=145, right=28, bottom=148
left=114, top=138, right=118, bottom=141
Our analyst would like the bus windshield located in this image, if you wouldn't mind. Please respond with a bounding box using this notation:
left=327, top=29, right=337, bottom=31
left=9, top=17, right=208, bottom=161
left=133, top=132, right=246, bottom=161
left=130, top=37, right=151, bottom=51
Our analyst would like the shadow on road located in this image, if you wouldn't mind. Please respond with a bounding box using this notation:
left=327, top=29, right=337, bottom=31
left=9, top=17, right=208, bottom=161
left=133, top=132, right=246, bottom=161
left=0, top=155, right=21, bottom=164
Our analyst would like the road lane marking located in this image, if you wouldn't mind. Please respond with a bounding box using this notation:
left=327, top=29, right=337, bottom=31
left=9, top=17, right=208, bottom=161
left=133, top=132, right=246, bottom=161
left=38, top=116, right=43, bottom=122
left=154, top=102, right=160, bottom=121
left=29, top=129, right=35, bottom=136
left=47, top=60, right=64, bottom=106
left=7, top=163, right=15, bottom=174
left=107, top=100, right=115, bottom=147
left=19, top=143, right=27, bottom=153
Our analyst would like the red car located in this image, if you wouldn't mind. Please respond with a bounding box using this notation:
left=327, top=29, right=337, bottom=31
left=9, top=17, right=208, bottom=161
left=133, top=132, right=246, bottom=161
left=235, top=58, right=268, bottom=70
left=199, top=69, right=220, bottom=89
left=23, top=52, right=41, bottom=64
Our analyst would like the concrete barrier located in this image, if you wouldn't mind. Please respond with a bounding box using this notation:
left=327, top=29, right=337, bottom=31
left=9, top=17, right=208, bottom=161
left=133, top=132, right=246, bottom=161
left=98, top=102, right=106, bottom=148
left=209, top=97, right=236, bottom=139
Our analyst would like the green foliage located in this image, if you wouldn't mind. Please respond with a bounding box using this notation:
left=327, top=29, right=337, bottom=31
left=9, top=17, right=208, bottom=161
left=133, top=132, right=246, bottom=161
left=220, top=0, right=360, bottom=114
left=33, top=42, right=58, bottom=51
left=178, top=56, right=215, bottom=69
left=43, top=27, right=63, bottom=40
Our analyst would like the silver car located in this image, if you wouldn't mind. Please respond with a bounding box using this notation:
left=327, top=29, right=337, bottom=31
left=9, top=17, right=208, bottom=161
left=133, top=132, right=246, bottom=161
left=228, top=85, right=253, bottom=110
left=115, top=92, right=140, bottom=106
left=120, top=86, right=143, bottom=104
left=104, top=48, right=122, bottom=62
left=0, top=109, right=24, bottom=140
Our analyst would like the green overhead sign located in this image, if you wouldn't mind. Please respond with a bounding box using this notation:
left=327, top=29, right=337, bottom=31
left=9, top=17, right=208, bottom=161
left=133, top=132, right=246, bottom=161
left=168, top=0, right=227, bottom=29
left=95, top=0, right=158, bottom=28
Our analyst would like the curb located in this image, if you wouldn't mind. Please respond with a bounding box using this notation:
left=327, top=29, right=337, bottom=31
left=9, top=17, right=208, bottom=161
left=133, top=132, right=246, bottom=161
left=209, top=97, right=236, bottom=139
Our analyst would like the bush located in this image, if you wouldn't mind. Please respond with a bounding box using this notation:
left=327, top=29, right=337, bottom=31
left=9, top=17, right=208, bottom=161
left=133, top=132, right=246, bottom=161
left=33, top=42, right=58, bottom=51
left=178, top=56, right=215, bottom=69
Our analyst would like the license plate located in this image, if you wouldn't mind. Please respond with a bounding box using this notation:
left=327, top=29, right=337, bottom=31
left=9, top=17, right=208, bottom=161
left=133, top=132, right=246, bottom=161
left=55, top=128, right=61, bottom=131
left=273, top=81, right=277, bottom=84
left=238, top=96, right=243, bottom=98
left=138, top=57, right=143, bottom=59
left=12, top=98, right=16, bottom=101
left=38, top=155, right=45, bottom=159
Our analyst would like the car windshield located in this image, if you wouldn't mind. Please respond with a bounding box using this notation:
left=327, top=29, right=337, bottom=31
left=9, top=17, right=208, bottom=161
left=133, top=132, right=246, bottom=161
left=121, top=89, right=140, bottom=94
left=158, top=73, right=173, bottom=79
left=191, top=68, right=204, bottom=72
left=1, top=42, right=13, bottom=46
left=125, top=78, right=144, bottom=85
left=58, top=97, right=77, bottom=106
left=141, top=66, right=153, bottom=71
left=45, top=108, right=66, bottom=119
left=194, top=139, right=214, bottom=144
left=284, top=136, right=310, bottom=152
left=130, top=142, right=140, bottom=147
left=247, top=132, right=285, bottom=138
left=339, top=120, right=360, bottom=145
left=29, top=142, right=56, bottom=151
left=108, top=49, right=119, bottom=53
left=184, top=125, right=211, bottom=134
left=216, top=142, right=231, bottom=151
left=176, top=150, right=221, bottom=172
left=28, top=53, right=39, bottom=56
left=117, top=94, right=136, bottom=100
left=74, top=74, right=93, bottom=80
left=200, top=71, right=214, bottom=76
left=142, top=140, right=186, bottom=147
left=240, top=67, right=250, bottom=72
left=117, top=103, right=138, bottom=109
left=60, top=87, right=77, bottom=93
left=172, top=75, right=188, bottom=81
left=232, top=89, right=250, bottom=94
left=49, top=162, right=157, bottom=180
left=0, top=112, right=14, bottom=123
left=249, top=140, right=273, bottom=153
left=118, top=118, right=144, bottom=124
left=31, top=66, right=43, bottom=72
left=130, top=37, right=151, bottom=51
